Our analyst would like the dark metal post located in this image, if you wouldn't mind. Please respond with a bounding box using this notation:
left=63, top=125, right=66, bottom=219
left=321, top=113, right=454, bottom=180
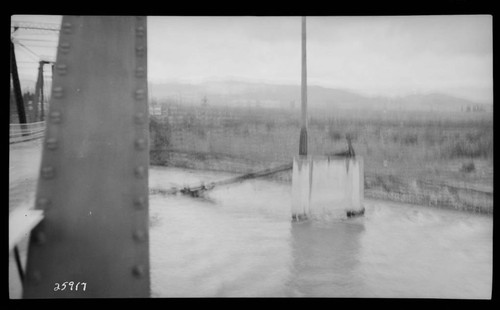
left=10, top=40, right=28, bottom=127
left=299, top=16, right=308, bottom=156
left=34, top=61, right=45, bottom=122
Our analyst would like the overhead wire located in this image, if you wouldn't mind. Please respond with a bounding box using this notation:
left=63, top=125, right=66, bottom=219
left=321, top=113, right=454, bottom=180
left=14, top=41, right=42, bottom=61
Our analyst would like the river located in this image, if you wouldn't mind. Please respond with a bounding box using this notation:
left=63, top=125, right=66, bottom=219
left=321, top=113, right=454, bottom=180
left=9, top=140, right=493, bottom=298
left=149, top=166, right=492, bottom=298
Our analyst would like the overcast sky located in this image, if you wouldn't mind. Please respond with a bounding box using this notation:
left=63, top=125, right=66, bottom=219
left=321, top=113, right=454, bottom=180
left=11, top=15, right=493, bottom=103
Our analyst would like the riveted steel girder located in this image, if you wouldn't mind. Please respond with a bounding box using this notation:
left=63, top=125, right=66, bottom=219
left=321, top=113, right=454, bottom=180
left=23, top=16, right=150, bottom=298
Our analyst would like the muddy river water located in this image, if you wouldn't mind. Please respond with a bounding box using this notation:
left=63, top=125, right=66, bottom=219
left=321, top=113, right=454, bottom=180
left=9, top=141, right=492, bottom=298
left=149, top=167, right=492, bottom=298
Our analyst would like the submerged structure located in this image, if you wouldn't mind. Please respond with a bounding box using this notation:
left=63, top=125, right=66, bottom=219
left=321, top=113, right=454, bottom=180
left=292, top=155, right=364, bottom=221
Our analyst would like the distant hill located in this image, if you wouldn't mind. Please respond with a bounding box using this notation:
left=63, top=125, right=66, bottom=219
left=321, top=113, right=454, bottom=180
left=150, top=80, right=492, bottom=113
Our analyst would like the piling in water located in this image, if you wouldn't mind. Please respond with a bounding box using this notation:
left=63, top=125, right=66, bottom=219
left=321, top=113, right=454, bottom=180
left=291, top=155, right=364, bottom=221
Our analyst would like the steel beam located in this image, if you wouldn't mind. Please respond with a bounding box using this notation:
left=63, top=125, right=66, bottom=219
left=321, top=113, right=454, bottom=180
left=10, top=40, right=27, bottom=126
left=23, top=16, right=150, bottom=298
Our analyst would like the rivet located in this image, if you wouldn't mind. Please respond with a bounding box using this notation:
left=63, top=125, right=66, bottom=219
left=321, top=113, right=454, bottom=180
left=29, top=271, right=42, bottom=285
left=132, top=265, right=145, bottom=278
left=49, top=111, right=62, bottom=124
left=41, top=166, right=55, bottom=179
left=133, top=196, right=146, bottom=209
left=136, top=26, right=145, bottom=37
left=134, top=166, right=146, bottom=178
left=134, top=112, right=145, bottom=124
left=136, top=46, right=145, bottom=57
left=55, top=64, right=67, bottom=75
left=53, top=86, right=64, bottom=98
left=62, top=22, right=72, bottom=34
left=135, top=66, right=145, bottom=78
left=59, top=42, right=71, bottom=53
left=34, top=231, right=46, bottom=245
left=135, top=138, right=146, bottom=150
left=36, top=197, right=51, bottom=210
left=134, top=89, right=145, bottom=100
left=46, top=137, right=58, bottom=150
left=133, top=230, right=146, bottom=242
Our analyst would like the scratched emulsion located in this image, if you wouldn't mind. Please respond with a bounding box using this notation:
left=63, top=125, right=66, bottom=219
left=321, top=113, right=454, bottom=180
left=149, top=166, right=492, bottom=298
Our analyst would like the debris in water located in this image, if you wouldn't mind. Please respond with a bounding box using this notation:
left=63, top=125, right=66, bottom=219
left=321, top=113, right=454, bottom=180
left=346, top=207, right=365, bottom=218
left=152, top=163, right=293, bottom=199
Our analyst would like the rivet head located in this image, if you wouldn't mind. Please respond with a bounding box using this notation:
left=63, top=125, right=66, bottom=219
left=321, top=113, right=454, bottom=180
left=41, top=166, right=55, bottom=179
left=133, top=196, right=146, bottom=209
left=136, top=26, right=145, bottom=37
left=62, top=22, right=72, bottom=34
left=135, top=138, right=146, bottom=150
left=136, top=46, right=145, bottom=57
left=36, top=197, right=51, bottom=210
left=46, top=137, right=58, bottom=150
left=55, top=64, right=67, bottom=75
left=135, top=66, right=145, bottom=78
left=134, top=166, right=146, bottom=178
left=53, top=86, right=64, bottom=98
left=49, top=111, right=62, bottom=124
left=134, top=89, right=145, bottom=100
left=134, top=112, right=145, bottom=124
left=59, top=42, right=71, bottom=53
left=133, top=230, right=146, bottom=242
left=132, top=265, right=145, bottom=278
left=28, top=271, right=42, bottom=285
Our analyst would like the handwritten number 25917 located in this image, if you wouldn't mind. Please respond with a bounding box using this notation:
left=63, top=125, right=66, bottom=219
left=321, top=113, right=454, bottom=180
left=54, top=282, right=87, bottom=291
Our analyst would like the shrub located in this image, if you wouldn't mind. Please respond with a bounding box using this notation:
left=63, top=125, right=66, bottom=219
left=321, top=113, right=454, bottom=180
left=328, top=127, right=343, bottom=141
left=460, top=161, right=475, bottom=173
left=149, top=117, right=171, bottom=150
left=443, top=135, right=492, bottom=159
left=401, top=132, right=419, bottom=145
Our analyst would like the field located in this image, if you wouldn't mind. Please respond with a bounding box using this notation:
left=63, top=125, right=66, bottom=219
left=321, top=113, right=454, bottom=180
left=149, top=104, right=493, bottom=213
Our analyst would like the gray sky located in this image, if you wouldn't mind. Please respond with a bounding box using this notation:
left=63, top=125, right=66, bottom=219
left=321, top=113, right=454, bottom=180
left=11, top=15, right=493, bottom=103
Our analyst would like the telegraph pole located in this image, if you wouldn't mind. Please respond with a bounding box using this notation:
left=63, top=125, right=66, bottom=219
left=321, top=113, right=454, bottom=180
left=10, top=40, right=27, bottom=126
left=299, top=16, right=308, bottom=155
left=34, top=61, right=50, bottom=121
left=34, top=61, right=44, bottom=121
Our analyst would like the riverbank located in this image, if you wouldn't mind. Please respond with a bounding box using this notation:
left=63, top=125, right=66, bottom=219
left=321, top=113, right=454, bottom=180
left=150, top=149, right=493, bottom=214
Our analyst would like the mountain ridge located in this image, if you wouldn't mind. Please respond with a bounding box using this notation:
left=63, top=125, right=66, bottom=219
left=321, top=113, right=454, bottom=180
left=150, top=80, right=492, bottom=112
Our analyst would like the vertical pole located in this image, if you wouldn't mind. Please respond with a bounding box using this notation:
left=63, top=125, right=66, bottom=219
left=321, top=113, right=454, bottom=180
left=10, top=40, right=28, bottom=127
left=299, top=16, right=308, bottom=156
left=34, top=61, right=44, bottom=122
left=44, top=63, right=54, bottom=121
left=40, top=64, right=46, bottom=121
